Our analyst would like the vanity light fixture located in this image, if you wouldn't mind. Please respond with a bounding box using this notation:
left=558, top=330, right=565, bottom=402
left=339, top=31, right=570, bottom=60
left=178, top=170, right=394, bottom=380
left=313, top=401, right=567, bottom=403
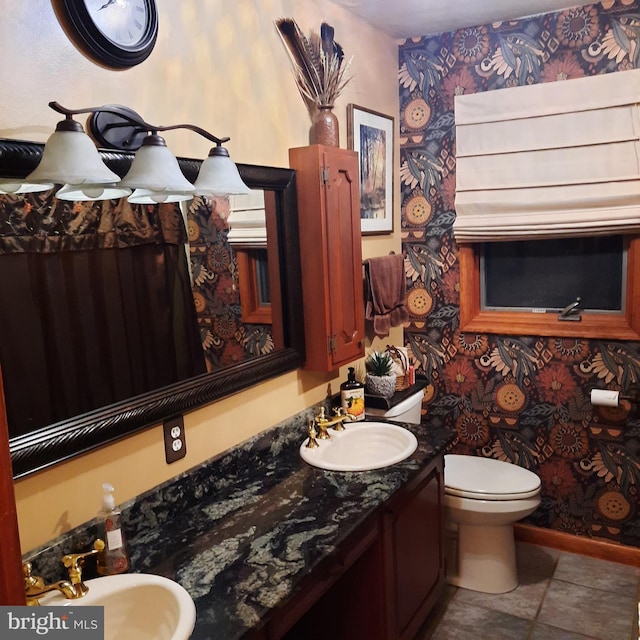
left=55, top=184, right=132, bottom=201
left=193, top=145, right=252, bottom=196
left=116, top=132, right=195, bottom=199
left=26, top=107, right=123, bottom=190
left=127, top=189, right=194, bottom=205
left=24, top=101, right=249, bottom=202
left=0, top=180, right=53, bottom=195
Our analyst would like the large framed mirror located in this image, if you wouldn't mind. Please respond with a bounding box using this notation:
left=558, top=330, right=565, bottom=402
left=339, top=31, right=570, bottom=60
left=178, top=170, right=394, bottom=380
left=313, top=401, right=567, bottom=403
left=0, top=139, right=304, bottom=478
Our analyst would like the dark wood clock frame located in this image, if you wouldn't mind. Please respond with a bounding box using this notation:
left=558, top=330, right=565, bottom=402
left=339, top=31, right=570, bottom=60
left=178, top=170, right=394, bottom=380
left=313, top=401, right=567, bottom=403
left=52, top=0, right=159, bottom=69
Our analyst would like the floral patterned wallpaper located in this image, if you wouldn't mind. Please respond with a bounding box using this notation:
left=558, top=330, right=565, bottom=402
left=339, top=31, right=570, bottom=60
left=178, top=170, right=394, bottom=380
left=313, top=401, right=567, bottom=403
left=399, top=1, right=640, bottom=546
left=186, top=195, right=274, bottom=372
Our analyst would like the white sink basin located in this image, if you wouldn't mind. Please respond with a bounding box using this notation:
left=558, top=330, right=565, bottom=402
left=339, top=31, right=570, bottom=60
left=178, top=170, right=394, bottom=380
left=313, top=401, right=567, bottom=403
left=39, top=573, right=196, bottom=640
left=300, top=421, right=418, bottom=471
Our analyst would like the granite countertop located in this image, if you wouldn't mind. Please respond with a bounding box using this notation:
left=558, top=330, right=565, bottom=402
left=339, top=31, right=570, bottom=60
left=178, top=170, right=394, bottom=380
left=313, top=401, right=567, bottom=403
left=130, top=415, right=454, bottom=639
left=25, top=405, right=455, bottom=640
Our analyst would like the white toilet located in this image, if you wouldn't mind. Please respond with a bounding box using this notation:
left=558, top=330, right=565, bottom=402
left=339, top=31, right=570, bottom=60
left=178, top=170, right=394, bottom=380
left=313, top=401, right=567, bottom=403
left=444, top=454, right=541, bottom=594
left=366, top=389, right=424, bottom=424
left=367, top=393, right=540, bottom=594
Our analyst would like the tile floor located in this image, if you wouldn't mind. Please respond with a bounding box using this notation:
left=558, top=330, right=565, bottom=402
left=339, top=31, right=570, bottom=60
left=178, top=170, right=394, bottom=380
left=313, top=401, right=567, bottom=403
left=416, top=542, right=640, bottom=640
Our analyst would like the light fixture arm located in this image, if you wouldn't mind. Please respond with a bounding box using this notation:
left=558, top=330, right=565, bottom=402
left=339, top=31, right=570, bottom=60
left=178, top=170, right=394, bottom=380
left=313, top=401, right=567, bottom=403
left=48, top=101, right=231, bottom=147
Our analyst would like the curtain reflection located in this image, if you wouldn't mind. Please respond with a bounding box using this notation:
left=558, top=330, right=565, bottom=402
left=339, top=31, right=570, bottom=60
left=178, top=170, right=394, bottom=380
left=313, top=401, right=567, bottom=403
left=0, top=190, right=184, bottom=252
left=0, top=191, right=205, bottom=436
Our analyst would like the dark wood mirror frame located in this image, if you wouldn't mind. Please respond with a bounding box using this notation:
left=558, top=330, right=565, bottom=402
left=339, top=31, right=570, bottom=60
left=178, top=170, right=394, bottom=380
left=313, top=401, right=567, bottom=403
left=0, top=139, right=305, bottom=479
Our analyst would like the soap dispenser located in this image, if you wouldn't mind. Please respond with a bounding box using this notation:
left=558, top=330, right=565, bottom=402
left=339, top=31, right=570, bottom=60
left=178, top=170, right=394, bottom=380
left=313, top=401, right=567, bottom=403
left=97, top=483, right=130, bottom=576
left=340, top=367, right=365, bottom=421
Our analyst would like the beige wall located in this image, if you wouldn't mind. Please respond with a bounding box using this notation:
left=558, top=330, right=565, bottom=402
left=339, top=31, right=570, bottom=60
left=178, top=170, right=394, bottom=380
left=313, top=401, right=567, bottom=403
left=1, top=0, right=402, bottom=552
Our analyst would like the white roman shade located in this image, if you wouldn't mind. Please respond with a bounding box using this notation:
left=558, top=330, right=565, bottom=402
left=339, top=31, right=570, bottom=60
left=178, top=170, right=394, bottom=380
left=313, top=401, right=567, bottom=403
left=227, top=189, right=267, bottom=247
left=453, top=69, right=640, bottom=242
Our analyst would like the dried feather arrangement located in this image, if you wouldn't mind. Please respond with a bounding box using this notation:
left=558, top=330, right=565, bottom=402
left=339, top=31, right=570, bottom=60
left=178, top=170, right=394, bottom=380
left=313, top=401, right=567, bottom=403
left=275, top=18, right=353, bottom=109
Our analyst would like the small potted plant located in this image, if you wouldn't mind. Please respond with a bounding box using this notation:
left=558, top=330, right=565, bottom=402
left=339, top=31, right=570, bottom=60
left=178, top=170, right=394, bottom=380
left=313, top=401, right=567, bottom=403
left=365, top=351, right=397, bottom=399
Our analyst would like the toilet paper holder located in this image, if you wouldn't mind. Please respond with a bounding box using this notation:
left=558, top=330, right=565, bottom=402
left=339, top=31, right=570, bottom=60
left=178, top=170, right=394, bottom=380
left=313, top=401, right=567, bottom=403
left=590, top=388, right=638, bottom=407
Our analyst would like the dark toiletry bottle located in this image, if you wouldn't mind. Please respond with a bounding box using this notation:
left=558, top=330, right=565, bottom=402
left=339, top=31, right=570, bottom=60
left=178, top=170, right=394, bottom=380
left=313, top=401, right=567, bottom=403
left=340, top=367, right=365, bottom=421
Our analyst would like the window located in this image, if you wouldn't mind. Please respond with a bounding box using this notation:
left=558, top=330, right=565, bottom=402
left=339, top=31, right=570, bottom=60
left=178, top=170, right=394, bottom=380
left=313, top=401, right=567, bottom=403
left=459, top=236, right=640, bottom=340
left=453, top=71, right=640, bottom=339
left=482, top=236, right=625, bottom=312
left=226, top=188, right=284, bottom=349
left=236, top=247, right=272, bottom=324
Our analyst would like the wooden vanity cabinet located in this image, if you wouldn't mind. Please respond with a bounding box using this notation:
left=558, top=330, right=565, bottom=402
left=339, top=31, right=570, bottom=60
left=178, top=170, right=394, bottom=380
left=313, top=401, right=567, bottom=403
left=246, top=455, right=446, bottom=640
left=272, top=513, right=386, bottom=640
left=383, top=455, right=446, bottom=640
left=288, top=145, right=365, bottom=371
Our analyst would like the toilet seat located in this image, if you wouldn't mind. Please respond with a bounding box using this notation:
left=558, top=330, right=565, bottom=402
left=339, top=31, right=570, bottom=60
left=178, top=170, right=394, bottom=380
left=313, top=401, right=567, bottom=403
left=444, top=454, right=541, bottom=501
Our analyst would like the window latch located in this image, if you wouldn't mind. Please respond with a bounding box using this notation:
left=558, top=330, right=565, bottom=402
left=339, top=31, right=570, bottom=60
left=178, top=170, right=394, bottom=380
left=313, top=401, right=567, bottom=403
left=559, top=296, right=582, bottom=322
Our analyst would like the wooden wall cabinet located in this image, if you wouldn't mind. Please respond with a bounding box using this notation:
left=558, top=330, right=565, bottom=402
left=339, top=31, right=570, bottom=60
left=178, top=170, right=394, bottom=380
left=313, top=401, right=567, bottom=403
left=289, top=145, right=365, bottom=371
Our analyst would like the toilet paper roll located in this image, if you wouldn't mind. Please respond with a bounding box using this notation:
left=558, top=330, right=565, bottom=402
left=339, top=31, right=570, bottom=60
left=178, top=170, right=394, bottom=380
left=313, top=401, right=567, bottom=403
left=590, top=389, right=620, bottom=407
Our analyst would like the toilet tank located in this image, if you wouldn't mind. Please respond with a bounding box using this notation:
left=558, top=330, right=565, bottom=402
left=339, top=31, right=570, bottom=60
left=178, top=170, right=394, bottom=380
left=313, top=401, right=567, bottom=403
left=366, top=389, right=424, bottom=424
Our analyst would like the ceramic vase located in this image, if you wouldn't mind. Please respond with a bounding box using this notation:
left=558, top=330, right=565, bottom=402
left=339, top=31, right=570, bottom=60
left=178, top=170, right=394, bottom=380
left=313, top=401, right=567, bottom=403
left=310, top=105, right=339, bottom=147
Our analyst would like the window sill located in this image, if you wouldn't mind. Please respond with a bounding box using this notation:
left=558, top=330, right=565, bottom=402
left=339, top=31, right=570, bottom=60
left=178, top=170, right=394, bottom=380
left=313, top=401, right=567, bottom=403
left=459, top=308, right=640, bottom=340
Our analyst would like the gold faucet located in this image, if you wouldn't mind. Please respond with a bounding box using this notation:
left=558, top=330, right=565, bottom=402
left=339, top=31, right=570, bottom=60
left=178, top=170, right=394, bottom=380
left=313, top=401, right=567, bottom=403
left=23, top=562, right=77, bottom=606
left=24, top=539, right=104, bottom=606
left=314, top=406, right=357, bottom=436
left=62, top=539, right=104, bottom=598
left=305, top=420, right=320, bottom=448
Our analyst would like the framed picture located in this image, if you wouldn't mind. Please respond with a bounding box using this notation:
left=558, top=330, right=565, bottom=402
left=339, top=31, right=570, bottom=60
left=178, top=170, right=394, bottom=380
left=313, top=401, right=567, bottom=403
left=347, top=104, right=394, bottom=235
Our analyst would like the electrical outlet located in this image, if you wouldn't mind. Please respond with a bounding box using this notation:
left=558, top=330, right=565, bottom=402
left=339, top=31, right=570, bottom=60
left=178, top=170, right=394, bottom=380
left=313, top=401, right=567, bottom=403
left=163, top=416, right=186, bottom=464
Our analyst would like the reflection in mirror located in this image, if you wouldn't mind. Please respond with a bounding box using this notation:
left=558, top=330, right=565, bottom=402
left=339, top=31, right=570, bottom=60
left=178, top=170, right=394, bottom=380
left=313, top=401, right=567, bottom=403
left=188, top=187, right=283, bottom=372
left=0, top=139, right=304, bottom=478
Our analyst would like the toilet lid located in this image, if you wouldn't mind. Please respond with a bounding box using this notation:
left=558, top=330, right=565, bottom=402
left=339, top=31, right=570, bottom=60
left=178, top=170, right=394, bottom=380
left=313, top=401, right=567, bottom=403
left=444, top=454, right=541, bottom=500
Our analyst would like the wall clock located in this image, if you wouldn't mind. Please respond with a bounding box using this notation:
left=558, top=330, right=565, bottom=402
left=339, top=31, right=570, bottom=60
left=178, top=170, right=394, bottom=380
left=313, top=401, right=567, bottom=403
left=53, top=0, right=159, bottom=69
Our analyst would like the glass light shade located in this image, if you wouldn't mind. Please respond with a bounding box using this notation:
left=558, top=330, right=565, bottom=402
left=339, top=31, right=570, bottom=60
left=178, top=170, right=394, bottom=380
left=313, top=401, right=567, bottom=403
left=56, top=183, right=132, bottom=201
left=118, top=138, right=195, bottom=194
left=194, top=147, right=250, bottom=196
left=0, top=180, right=53, bottom=194
left=26, top=128, right=121, bottom=185
left=127, top=189, right=193, bottom=204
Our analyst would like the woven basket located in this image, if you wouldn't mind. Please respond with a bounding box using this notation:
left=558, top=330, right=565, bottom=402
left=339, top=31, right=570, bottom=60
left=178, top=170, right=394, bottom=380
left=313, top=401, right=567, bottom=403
left=386, top=345, right=411, bottom=391
left=395, top=374, right=410, bottom=392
